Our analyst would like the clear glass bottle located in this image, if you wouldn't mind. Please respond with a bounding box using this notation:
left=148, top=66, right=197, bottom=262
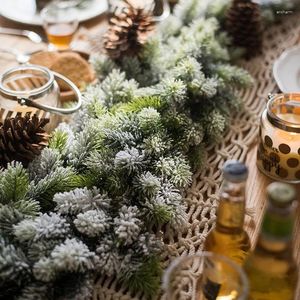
left=205, top=160, right=251, bottom=265
left=244, top=182, right=298, bottom=300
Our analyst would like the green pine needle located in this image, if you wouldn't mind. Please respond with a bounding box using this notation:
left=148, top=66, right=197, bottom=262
left=0, top=205, right=24, bottom=238
left=28, top=168, right=84, bottom=212
left=14, top=199, right=40, bottom=216
left=0, top=163, right=29, bottom=205
left=49, top=130, right=68, bottom=153
left=115, top=96, right=163, bottom=113
left=73, top=173, right=101, bottom=189
left=187, top=144, right=207, bottom=172
left=120, top=256, right=162, bottom=299
left=144, top=204, right=173, bottom=228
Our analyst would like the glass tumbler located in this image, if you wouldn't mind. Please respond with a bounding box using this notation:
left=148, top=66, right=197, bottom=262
left=163, top=252, right=248, bottom=300
left=41, top=1, right=79, bottom=50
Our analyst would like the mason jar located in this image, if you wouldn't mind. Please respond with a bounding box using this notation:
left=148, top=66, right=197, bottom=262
left=257, top=93, right=300, bottom=183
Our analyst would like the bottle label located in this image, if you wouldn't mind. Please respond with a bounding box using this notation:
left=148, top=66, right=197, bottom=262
left=262, top=212, right=294, bottom=240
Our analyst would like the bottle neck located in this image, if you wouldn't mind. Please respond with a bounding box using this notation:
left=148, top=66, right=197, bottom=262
left=257, top=203, right=295, bottom=252
left=216, top=180, right=246, bottom=233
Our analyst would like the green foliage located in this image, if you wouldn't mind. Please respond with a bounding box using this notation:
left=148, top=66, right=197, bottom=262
left=0, top=163, right=29, bottom=204
left=119, top=256, right=162, bottom=299
left=89, top=54, right=117, bottom=79
left=0, top=205, right=24, bottom=239
left=174, top=0, right=203, bottom=25
left=28, top=167, right=83, bottom=211
left=49, top=130, right=68, bottom=153
left=101, top=69, right=139, bottom=108
left=0, top=238, right=29, bottom=293
left=0, top=163, right=40, bottom=216
left=214, top=64, right=254, bottom=88
left=143, top=203, right=173, bottom=228
left=115, top=96, right=163, bottom=113
left=187, top=144, right=207, bottom=172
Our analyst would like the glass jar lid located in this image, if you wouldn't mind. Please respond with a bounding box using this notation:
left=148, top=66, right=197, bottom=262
left=266, top=182, right=296, bottom=208
left=267, top=93, right=300, bottom=133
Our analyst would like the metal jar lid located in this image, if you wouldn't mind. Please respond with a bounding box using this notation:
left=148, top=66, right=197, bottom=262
left=267, top=93, right=300, bottom=133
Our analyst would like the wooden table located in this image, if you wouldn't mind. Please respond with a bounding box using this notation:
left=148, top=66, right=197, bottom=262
left=0, top=13, right=300, bottom=298
left=245, top=145, right=300, bottom=297
left=0, top=14, right=106, bottom=73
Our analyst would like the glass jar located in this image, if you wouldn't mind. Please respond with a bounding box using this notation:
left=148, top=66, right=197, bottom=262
left=0, top=65, right=82, bottom=130
left=257, top=93, right=300, bottom=183
left=163, top=252, right=249, bottom=300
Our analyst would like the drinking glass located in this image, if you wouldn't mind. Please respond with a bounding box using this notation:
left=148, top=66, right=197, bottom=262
left=41, top=1, right=79, bottom=50
left=163, top=252, right=248, bottom=300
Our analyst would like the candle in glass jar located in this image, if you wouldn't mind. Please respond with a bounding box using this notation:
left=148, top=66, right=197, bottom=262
left=257, top=94, right=300, bottom=183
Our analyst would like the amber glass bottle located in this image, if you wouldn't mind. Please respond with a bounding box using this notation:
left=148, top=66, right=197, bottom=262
left=205, top=160, right=251, bottom=265
left=244, top=182, right=298, bottom=300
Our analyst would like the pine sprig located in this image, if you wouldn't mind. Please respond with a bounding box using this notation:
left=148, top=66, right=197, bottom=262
left=28, top=167, right=83, bottom=211
left=119, top=256, right=162, bottom=299
left=48, top=130, right=69, bottom=154
left=0, top=162, right=29, bottom=204
left=0, top=163, right=40, bottom=216
left=0, top=205, right=24, bottom=239
left=115, top=96, right=163, bottom=113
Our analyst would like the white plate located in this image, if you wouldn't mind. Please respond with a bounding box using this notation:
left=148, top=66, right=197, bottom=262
left=273, top=45, right=300, bottom=93
left=0, top=0, right=108, bottom=26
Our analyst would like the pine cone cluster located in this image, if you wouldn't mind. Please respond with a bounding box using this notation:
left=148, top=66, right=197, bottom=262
left=226, top=0, right=263, bottom=58
left=0, top=113, right=49, bottom=168
left=104, top=1, right=155, bottom=59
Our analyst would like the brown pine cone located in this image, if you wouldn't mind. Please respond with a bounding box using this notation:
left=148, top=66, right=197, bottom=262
left=103, top=1, right=155, bottom=59
left=226, top=0, right=263, bottom=58
left=0, top=113, right=49, bottom=168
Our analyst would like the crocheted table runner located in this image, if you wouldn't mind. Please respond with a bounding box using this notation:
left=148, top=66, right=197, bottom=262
left=93, top=13, right=300, bottom=300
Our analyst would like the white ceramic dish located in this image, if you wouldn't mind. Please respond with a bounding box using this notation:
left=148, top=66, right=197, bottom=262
left=0, top=0, right=108, bottom=26
left=273, top=45, right=300, bottom=93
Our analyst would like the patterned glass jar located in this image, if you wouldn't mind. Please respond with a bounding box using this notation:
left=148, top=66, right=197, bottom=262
left=257, top=93, right=300, bottom=183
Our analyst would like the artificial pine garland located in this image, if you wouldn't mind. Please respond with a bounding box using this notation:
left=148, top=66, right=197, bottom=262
left=0, top=0, right=297, bottom=299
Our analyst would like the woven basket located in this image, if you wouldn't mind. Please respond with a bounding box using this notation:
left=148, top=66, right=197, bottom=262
left=91, top=13, right=300, bottom=300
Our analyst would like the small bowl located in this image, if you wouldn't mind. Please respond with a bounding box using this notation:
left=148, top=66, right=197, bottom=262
left=273, top=45, right=300, bottom=93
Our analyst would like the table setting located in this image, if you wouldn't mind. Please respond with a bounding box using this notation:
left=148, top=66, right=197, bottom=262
left=0, top=1, right=300, bottom=300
